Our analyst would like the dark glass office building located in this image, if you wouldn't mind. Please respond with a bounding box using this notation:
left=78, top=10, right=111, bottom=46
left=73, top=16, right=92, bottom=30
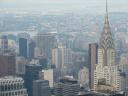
left=28, top=40, right=36, bottom=61
left=19, top=38, right=28, bottom=58
left=24, top=64, right=42, bottom=96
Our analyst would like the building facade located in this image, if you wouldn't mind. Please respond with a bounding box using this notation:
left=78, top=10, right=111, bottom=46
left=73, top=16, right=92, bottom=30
left=54, top=76, right=80, bottom=96
left=16, top=56, right=26, bottom=76
left=42, top=69, right=54, bottom=88
left=0, top=54, right=16, bottom=77
left=89, top=43, right=98, bottom=89
left=35, top=32, right=56, bottom=59
left=52, top=45, right=73, bottom=76
left=18, top=32, right=30, bottom=59
left=19, top=38, right=28, bottom=59
left=0, top=76, right=28, bottom=96
left=28, top=40, right=36, bottom=61
left=33, top=80, right=51, bottom=96
left=94, top=0, right=121, bottom=92
left=24, top=64, right=42, bottom=96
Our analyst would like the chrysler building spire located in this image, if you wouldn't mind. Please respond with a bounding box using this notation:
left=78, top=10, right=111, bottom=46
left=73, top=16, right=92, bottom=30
left=99, top=0, right=115, bottom=66
left=106, top=0, right=108, bottom=16
left=104, top=0, right=109, bottom=29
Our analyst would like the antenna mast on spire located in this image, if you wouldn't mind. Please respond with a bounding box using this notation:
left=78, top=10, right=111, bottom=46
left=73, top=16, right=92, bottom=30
left=106, top=0, right=108, bottom=13
left=106, top=0, right=108, bottom=17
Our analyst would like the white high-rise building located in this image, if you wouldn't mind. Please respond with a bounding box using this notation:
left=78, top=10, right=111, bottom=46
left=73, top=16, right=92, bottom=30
left=52, top=44, right=73, bottom=79
left=52, top=44, right=72, bottom=69
left=94, top=0, right=121, bottom=91
left=0, top=76, right=28, bottom=96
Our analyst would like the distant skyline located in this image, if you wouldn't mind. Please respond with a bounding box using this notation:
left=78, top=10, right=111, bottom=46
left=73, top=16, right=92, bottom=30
left=0, top=0, right=128, bottom=13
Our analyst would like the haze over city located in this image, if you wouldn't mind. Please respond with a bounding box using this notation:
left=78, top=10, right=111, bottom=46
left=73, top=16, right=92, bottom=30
left=1, top=0, right=128, bottom=12
left=0, top=0, right=128, bottom=96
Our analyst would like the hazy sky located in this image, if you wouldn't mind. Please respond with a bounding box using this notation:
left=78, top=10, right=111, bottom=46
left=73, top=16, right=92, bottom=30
left=0, top=0, right=128, bottom=12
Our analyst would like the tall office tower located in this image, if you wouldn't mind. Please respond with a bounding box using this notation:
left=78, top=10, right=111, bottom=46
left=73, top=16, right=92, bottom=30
left=19, top=38, right=28, bottom=59
left=0, top=76, right=28, bottom=96
left=28, top=40, right=36, bottom=61
left=35, top=32, right=56, bottom=59
left=33, top=80, right=51, bottom=96
left=52, top=45, right=72, bottom=69
left=1, top=35, right=8, bottom=53
left=54, top=76, right=80, bottom=96
left=38, top=56, right=48, bottom=69
left=18, top=33, right=30, bottom=59
left=94, top=0, right=121, bottom=91
left=88, top=43, right=98, bottom=90
left=24, top=64, right=42, bottom=96
left=0, top=54, right=16, bottom=77
left=99, top=0, right=115, bottom=67
left=52, top=44, right=73, bottom=79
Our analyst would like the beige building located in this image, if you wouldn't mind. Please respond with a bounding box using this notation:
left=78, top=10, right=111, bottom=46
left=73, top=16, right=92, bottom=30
left=94, top=65, right=121, bottom=91
left=94, top=0, right=121, bottom=92
left=52, top=45, right=72, bottom=69
left=42, top=69, right=54, bottom=87
left=96, top=84, right=116, bottom=93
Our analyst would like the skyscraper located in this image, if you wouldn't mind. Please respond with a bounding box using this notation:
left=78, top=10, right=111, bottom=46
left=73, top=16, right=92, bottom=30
left=0, top=54, right=16, bottom=77
left=99, top=0, right=115, bottom=66
left=38, top=56, right=48, bottom=69
left=52, top=44, right=73, bottom=78
left=89, top=43, right=98, bottom=90
left=24, top=64, right=42, bottom=96
left=35, top=32, right=56, bottom=59
left=0, top=76, right=28, bottom=96
left=52, top=45, right=72, bottom=69
left=94, top=0, right=121, bottom=91
left=33, top=80, right=51, bottom=96
left=18, top=33, right=30, bottom=59
left=19, top=38, right=28, bottom=59
left=28, top=40, right=36, bottom=61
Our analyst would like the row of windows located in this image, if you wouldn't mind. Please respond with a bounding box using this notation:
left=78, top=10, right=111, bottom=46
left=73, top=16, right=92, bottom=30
left=0, top=90, right=27, bottom=96
left=0, top=84, right=24, bottom=91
